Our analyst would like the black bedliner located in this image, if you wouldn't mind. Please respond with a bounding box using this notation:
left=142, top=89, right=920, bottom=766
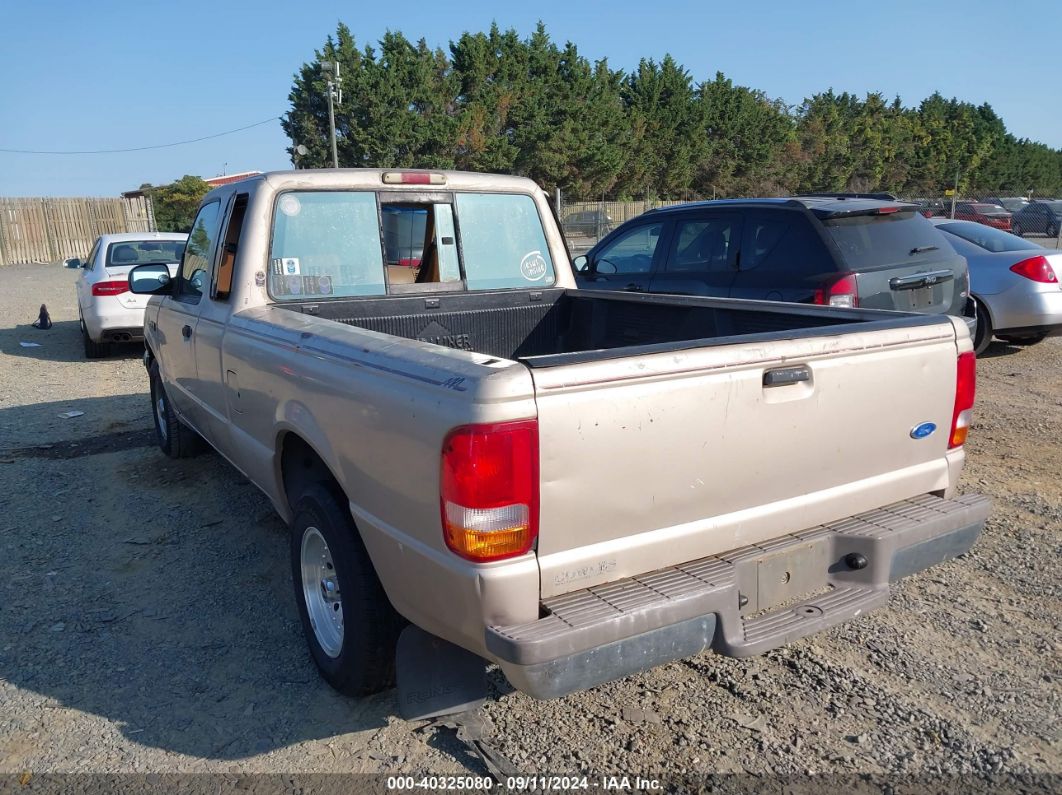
left=277, top=289, right=947, bottom=367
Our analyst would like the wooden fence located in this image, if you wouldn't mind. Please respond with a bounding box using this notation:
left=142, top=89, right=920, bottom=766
left=0, top=196, right=156, bottom=266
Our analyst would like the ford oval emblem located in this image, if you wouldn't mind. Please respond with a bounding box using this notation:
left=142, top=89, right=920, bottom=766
left=910, top=422, right=937, bottom=439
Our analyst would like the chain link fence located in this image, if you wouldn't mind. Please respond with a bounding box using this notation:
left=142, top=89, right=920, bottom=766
left=556, top=191, right=1062, bottom=252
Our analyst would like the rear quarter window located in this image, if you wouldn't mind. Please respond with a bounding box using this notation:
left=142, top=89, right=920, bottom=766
left=740, top=213, right=834, bottom=278
left=823, top=211, right=954, bottom=270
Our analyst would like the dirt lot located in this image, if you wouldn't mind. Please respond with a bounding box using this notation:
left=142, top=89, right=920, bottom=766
left=0, top=263, right=1059, bottom=788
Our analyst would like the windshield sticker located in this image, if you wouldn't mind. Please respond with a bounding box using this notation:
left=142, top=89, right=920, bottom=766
left=284, top=275, right=303, bottom=295
left=278, top=195, right=301, bottom=217
left=280, top=257, right=300, bottom=275
left=520, top=250, right=548, bottom=281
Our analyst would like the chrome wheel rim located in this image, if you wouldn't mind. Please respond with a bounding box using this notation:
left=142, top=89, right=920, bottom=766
left=301, top=526, right=343, bottom=658
left=154, top=392, right=168, bottom=443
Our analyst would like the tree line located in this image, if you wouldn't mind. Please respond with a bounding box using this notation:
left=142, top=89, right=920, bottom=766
left=278, top=23, right=1060, bottom=200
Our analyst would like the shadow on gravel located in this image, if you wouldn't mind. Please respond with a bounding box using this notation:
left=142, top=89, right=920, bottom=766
left=977, top=341, right=1034, bottom=359
left=0, top=396, right=394, bottom=760
left=1, top=319, right=143, bottom=363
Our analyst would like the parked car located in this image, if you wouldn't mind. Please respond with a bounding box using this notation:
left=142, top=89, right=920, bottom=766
left=932, top=219, right=1062, bottom=353
left=574, top=196, right=976, bottom=337
left=130, top=170, right=987, bottom=719
left=952, top=202, right=1012, bottom=231
left=983, top=196, right=1029, bottom=214
left=913, top=198, right=947, bottom=218
left=1011, top=200, right=1062, bottom=238
left=563, top=209, right=614, bottom=238
left=74, top=232, right=187, bottom=358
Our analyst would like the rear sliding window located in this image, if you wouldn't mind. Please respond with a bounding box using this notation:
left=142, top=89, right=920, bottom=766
left=268, top=191, right=554, bottom=299
left=823, top=211, right=951, bottom=269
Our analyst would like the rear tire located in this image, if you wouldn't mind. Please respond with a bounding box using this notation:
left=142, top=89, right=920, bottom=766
left=81, top=314, right=109, bottom=359
left=1047, top=223, right=1059, bottom=239
left=997, top=333, right=1047, bottom=347
left=149, top=361, right=202, bottom=458
left=1011, top=222, right=1023, bottom=237
left=290, top=483, right=404, bottom=696
left=973, top=302, right=993, bottom=355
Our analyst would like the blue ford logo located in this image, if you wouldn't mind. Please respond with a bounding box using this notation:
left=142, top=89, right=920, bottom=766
left=910, top=422, right=937, bottom=439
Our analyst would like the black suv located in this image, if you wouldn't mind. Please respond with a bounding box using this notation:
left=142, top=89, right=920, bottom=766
left=574, top=196, right=975, bottom=331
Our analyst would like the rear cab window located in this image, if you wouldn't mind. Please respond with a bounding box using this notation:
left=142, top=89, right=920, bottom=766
left=268, top=190, right=555, bottom=300
left=822, top=210, right=953, bottom=270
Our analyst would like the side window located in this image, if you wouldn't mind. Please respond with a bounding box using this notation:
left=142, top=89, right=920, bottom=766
left=214, top=194, right=248, bottom=301
left=178, top=201, right=222, bottom=302
left=740, top=213, right=831, bottom=277
left=85, top=239, right=101, bottom=270
left=667, top=216, right=740, bottom=273
left=593, top=222, right=663, bottom=274
left=740, top=217, right=789, bottom=270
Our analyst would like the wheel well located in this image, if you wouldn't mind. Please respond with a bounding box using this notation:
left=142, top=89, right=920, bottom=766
left=280, top=434, right=342, bottom=511
left=973, top=294, right=994, bottom=329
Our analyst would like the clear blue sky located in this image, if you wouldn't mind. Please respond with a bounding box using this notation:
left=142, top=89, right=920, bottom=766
left=1, top=0, right=1058, bottom=197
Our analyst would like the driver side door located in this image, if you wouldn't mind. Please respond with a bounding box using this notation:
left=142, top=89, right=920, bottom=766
left=154, top=199, right=223, bottom=435
left=578, top=220, right=670, bottom=293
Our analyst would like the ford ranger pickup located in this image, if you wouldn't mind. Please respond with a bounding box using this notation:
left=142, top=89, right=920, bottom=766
left=127, top=169, right=990, bottom=718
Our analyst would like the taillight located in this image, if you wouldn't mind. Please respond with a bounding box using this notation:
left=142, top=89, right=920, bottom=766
left=92, top=279, right=129, bottom=296
left=813, top=274, right=859, bottom=308
left=440, top=420, right=538, bottom=562
left=1010, top=256, right=1058, bottom=284
left=382, top=171, right=446, bottom=185
left=949, top=352, right=976, bottom=449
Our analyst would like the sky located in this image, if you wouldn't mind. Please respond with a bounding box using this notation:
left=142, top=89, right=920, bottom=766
left=1, top=0, right=1059, bottom=197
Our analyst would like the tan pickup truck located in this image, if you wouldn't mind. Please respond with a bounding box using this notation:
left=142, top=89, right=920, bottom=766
left=128, top=169, right=989, bottom=718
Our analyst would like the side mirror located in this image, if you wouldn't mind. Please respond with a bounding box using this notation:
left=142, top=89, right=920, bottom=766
left=63, top=257, right=82, bottom=269
left=128, top=263, right=172, bottom=295
left=573, top=254, right=589, bottom=273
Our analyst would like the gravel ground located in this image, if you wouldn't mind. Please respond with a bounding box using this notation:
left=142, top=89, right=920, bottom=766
left=0, top=263, right=1059, bottom=789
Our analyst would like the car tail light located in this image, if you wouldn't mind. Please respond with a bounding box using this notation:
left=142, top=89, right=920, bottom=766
left=1009, top=256, right=1058, bottom=284
left=382, top=171, right=446, bottom=185
left=813, top=274, right=859, bottom=308
left=92, top=279, right=129, bottom=296
left=440, top=420, right=538, bottom=562
left=949, top=352, right=976, bottom=449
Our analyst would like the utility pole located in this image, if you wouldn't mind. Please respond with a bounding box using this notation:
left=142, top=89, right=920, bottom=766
left=321, top=61, right=342, bottom=169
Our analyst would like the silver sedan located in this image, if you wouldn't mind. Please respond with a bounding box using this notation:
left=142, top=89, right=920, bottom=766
left=932, top=219, right=1062, bottom=354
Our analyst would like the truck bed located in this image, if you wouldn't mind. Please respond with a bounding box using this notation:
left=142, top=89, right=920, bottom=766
left=276, top=288, right=945, bottom=367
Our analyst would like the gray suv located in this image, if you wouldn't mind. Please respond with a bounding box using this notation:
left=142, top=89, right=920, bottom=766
left=575, top=195, right=976, bottom=333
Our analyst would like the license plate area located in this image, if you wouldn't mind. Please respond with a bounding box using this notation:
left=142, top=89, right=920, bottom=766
left=738, top=541, right=830, bottom=617
left=909, top=285, right=935, bottom=309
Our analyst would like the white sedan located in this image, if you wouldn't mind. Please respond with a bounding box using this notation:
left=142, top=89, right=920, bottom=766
left=74, top=232, right=187, bottom=358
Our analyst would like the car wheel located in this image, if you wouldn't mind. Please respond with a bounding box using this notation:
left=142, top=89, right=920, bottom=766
left=290, top=483, right=405, bottom=696
left=997, top=333, right=1047, bottom=347
left=80, top=313, right=109, bottom=359
left=973, top=302, right=993, bottom=355
left=149, top=361, right=202, bottom=458
left=1011, top=222, right=1023, bottom=237
left=1047, top=223, right=1059, bottom=239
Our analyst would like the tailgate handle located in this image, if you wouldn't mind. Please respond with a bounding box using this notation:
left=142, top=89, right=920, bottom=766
left=763, top=366, right=810, bottom=387
left=889, top=269, right=954, bottom=290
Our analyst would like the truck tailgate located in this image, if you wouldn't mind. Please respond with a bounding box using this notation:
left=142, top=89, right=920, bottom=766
left=531, top=319, right=962, bottom=598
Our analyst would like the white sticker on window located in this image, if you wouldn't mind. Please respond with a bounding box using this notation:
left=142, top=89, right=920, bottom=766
left=281, top=257, right=300, bottom=275
left=520, top=250, right=548, bottom=281
left=278, top=195, right=302, bottom=217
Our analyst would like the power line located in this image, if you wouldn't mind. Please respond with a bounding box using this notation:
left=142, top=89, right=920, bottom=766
left=0, top=116, right=281, bottom=155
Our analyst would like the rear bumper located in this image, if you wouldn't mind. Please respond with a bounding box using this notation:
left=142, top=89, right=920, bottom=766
left=984, top=284, right=1062, bottom=335
left=491, top=493, right=990, bottom=699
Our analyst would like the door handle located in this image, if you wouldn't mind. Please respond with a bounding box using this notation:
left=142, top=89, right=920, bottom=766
left=182, top=324, right=192, bottom=340
left=889, top=270, right=954, bottom=290
left=763, top=366, right=811, bottom=387
left=624, top=283, right=644, bottom=292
